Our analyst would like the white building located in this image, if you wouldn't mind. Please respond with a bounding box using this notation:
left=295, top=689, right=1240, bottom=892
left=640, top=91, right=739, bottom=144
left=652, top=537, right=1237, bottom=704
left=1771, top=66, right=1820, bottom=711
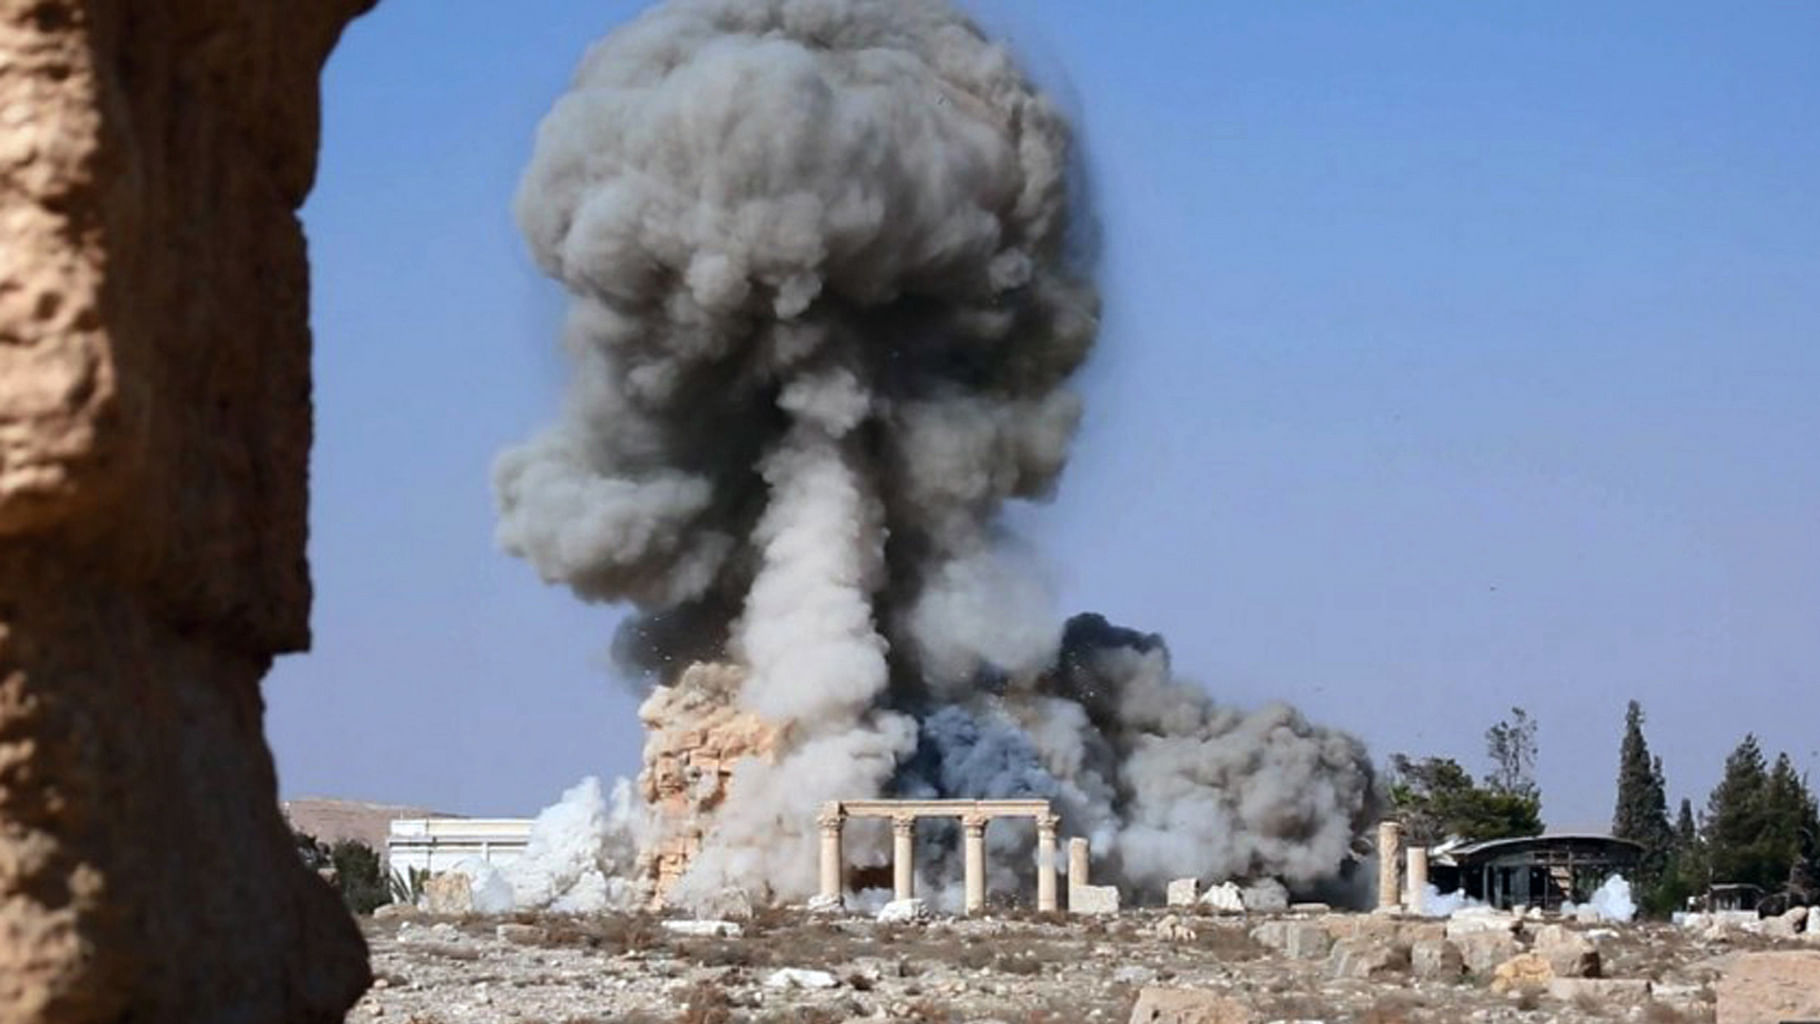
left=387, top=817, right=532, bottom=875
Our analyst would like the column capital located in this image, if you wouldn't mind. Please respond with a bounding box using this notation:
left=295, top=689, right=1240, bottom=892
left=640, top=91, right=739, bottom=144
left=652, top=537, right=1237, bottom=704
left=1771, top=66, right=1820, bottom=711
left=1034, top=812, right=1060, bottom=834
left=817, top=802, right=847, bottom=831
left=961, top=812, right=989, bottom=835
left=891, top=814, right=917, bottom=837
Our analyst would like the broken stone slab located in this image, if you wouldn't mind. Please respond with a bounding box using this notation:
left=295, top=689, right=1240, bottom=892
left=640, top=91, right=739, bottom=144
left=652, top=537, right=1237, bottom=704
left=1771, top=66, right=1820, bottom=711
left=1127, top=986, right=1254, bottom=1024
left=1250, top=920, right=1333, bottom=961
left=1166, top=878, right=1200, bottom=907
left=1199, top=882, right=1246, bottom=913
left=1444, top=906, right=1520, bottom=938
left=496, top=923, right=548, bottom=946
left=1546, top=977, right=1651, bottom=1003
left=764, top=967, right=840, bottom=990
left=661, top=919, right=744, bottom=938
left=1489, top=952, right=1555, bottom=994
left=1533, top=923, right=1601, bottom=978
left=1715, top=950, right=1820, bottom=1024
left=1288, top=902, right=1331, bottom=914
left=1071, top=883, right=1120, bottom=916
left=805, top=893, right=843, bottom=914
left=876, top=898, right=930, bottom=924
left=1327, top=937, right=1410, bottom=980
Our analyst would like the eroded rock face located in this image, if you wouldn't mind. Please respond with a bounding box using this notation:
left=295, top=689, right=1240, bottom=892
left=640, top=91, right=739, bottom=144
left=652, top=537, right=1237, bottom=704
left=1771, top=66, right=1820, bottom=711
left=0, top=0, right=374, bottom=1019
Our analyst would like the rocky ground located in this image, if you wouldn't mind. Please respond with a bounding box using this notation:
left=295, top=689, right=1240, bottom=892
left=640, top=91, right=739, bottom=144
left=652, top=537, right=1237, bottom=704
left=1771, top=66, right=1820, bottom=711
left=349, top=903, right=1820, bottom=1024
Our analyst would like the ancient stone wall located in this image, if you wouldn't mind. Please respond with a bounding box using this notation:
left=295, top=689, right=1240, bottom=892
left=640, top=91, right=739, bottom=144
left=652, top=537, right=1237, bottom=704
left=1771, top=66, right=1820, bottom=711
left=636, top=662, right=780, bottom=901
left=0, top=0, right=374, bottom=1019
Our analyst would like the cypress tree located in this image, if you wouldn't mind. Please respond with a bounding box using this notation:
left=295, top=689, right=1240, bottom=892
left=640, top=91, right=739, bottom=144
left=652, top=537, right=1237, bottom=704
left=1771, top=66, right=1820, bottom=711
left=1675, top=798, right=1697, bottom=849
left=1612, top=701, right=1673, bottom=874
left=1704, top=734, right=1771, bottom=888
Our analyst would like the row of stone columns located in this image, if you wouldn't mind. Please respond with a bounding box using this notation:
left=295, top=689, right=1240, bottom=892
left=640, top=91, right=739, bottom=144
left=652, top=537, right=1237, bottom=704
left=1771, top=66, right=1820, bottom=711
left=816, top=805, right=1060, bottom=914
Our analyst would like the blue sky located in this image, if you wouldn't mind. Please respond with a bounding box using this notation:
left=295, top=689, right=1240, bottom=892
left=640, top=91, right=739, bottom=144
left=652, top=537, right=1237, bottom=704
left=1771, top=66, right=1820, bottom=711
left=270, top=0, right=1820, bottom=829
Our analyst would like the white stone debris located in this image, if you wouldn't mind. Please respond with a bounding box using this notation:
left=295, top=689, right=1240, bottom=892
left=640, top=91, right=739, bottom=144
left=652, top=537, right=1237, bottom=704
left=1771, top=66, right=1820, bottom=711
left=660, top=919, right=743, bottom=938
left=765, top=968, right=840, bottom=990
left=876, top=898, right=930, bottom=924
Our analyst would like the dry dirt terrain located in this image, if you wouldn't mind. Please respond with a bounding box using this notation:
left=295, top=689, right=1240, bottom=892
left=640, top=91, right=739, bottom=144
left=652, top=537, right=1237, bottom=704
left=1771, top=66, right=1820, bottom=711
left=346, top=904, right=1817, bottom=1024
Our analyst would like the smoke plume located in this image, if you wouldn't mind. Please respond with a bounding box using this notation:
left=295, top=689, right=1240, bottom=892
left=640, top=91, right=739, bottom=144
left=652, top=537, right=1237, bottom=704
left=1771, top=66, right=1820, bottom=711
left=498, top=0, right=1376, bottom=904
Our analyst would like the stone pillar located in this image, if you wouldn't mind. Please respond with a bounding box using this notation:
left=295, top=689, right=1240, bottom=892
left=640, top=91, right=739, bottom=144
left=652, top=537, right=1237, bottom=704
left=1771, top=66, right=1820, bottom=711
left=1376, top=820, right=1402, bottom=912
left=891, top=815, right=916, bottom=901
left=962, top=813, right=988, bottom=915
left=0, top=1, right=376, bottom=1019
left=1069, top=836, right=1091, bottom=889
left=817, top=803, right=845, bottom=906
left=1034, top=813, right=1059, bottom=913
left=1406, top=845, right=1428, bottom=916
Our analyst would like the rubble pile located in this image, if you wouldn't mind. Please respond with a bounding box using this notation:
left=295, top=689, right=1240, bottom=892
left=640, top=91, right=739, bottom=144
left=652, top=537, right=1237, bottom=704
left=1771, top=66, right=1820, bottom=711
left=349, top=900, right=1820, bottom=1023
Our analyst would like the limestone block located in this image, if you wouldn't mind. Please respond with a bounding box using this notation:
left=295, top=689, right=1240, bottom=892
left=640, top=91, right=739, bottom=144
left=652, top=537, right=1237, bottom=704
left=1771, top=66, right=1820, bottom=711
left=1128, top=987, right=1253, bottom=1024
left=1070, top=883, right=1120, bottom=916
left=423, top=872, right=474, bottom=916
left=1251, top=920, right=1333, bottom=960
left=1166, top=878, right=1199, bottom=906
left=1327, top=937, right=1410, bottom=979
left=1410, top=937, right=1465, bottom=981
left=1489, top=953, right=1555, bottom=994
left=1715, top=950, right=1820, bottom=1024
left=1453, top=929, right=1520, bottom=975
left=1153, top=914, right=1197, bottom=943
left=1533, top=924, right=1601, bottom=978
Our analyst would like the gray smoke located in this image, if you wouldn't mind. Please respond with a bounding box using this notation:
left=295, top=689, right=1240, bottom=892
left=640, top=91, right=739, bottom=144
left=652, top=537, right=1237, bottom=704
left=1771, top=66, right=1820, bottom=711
left=498, top=0, right=1376, bottom=904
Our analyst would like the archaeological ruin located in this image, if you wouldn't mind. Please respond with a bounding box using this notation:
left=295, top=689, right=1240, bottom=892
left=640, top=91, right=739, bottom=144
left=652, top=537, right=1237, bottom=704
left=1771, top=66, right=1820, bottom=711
left=815, top=799, right=1062, bottom=914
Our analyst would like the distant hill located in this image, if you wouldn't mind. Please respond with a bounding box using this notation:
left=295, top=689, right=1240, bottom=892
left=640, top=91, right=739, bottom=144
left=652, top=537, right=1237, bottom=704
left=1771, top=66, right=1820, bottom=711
left=282, top=798, right=462, bottom=859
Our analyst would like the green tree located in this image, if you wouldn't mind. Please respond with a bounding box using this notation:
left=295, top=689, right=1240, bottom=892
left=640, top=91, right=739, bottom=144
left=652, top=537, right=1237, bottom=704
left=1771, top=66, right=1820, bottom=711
left=330, top=839, right=390, bottom=915
left=1675, top=798, right=1697, bottom=850
left=1611, top=701, right=1674, bottom=894
left=1389, top=754, right=1544, bottom=847
left=1703, top=734, right=1779, bottom=889
left=1484, top=707, right=1540, bottom=800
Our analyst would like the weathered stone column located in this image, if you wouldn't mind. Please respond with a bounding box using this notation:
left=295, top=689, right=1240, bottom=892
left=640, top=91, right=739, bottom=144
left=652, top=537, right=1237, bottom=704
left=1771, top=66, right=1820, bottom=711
left=1069, top=836, right=1091, bottom=889
left=891, top=815, right=916, bottom=901
left=817, top=803, right=845, bottom=906
left=1034, top=813, right=1059, bottom=913
left=1406, top=845, right=1428, bottom=915
left=1376, top=820, right=1402, bottom=912
left=0, top=0, right=376, bottom=1019
left=962, top=813, right=988, bottom=915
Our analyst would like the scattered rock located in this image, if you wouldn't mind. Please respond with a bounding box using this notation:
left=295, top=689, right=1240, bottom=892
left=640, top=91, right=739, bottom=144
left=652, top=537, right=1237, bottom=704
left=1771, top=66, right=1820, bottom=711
left=1252, top=921, right=1333, bottom=961
left=1715, top=950, right=1820, bottom=1024
left=1128, top=986, right=1254, bottom=1024
left=661, top=919, right=744, bottom=938
left=1545, top=977, right=1651, bottom=1003
left=805, top=893, right=843, bottom=913
left=495, top=923, right=547, bottom=946
left=1444, top=907, right=1519, bottom=938
left=1328, top=937, right=1409, bottom=980
left=1154, top=914, right=1198, bottom=942
left=764, top=967, right=840, bottom=990
left=1114, top=965, right=1159, bottom=986
left=1532, top=924, right=1601, bottom=978
left=876, top=898, right=930, bottom=924
left=1410, top=937, right=1465, bottom=981
left=1288, top=902, right=1331, bottom=915
left=1199, top=883, right=1246, bottom=914
left=1488, top=953, right=1554, bottom=994
left=1167, top=878, right=1200, bottom=907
